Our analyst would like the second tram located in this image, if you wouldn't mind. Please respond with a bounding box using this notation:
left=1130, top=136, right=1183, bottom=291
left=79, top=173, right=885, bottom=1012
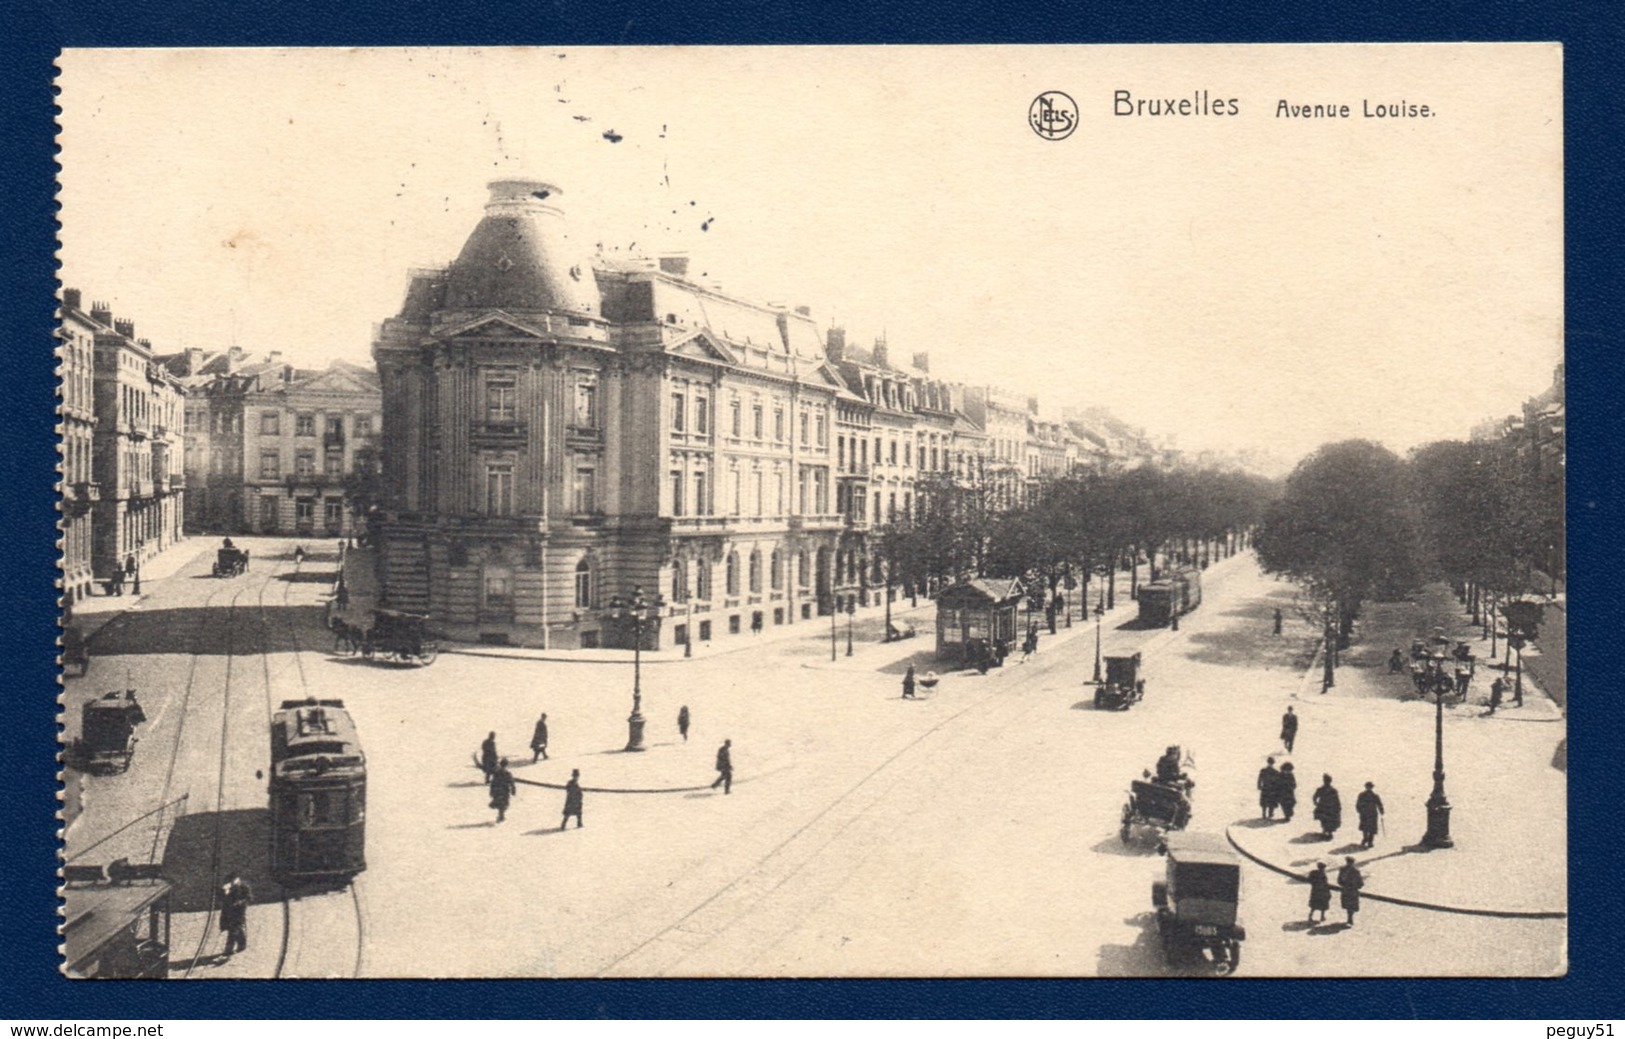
left=269, top=698, right=367, bottom=881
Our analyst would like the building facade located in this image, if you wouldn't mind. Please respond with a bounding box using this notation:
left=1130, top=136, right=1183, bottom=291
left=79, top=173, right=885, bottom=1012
left=372, top=180, right=848, bottom=650
left=59, top=291, right=99, bottom=604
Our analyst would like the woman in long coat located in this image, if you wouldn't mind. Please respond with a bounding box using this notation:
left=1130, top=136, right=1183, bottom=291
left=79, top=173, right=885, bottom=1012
left=1276, top=762, right=1298, bottom=822
left=1306, top=862, right=1332, bottom=923
left=1312, top=774, right=1342, bottom=839
left=1337, top=857, right=1364, bottom=926
left=489, top=758, right=516, bottom=823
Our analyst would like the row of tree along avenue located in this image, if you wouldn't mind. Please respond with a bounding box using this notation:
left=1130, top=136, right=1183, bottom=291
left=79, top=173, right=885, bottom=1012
left=1255, top=438, right=1563, bottom=689
left=873, top=465, right=1280, bottom=628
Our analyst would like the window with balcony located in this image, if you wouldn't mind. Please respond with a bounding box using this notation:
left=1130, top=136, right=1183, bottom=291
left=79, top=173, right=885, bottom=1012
left=816, top=415, right=827, bottom=448
left=574, top=558, right=594, bottom=609
left=694, top=396, right=709, bottom=435
left=800, top=413, right=810, bottom=446
left=574, top=380, right=598, bottom=428
left=753, top=471, right=764, bottom=517
left=485, top=463, right=514, bottom=516
left=730, top=400, right=742, bottom=437
left=904, top=441, right=912, bottom=468
left=753, top=405, right=764, bottom=440
left=260, top=450, right=280, bottom=479
left=261, top=411, right=280, bottom=436
left=693, top=472, right=707, bottom=516
left=572, top=467, right=596, bottom=515
left=295, top=451, right=315, bottom=477
left=296, top=413, right=316, bottom=437
left=671, top=393, right=686, bottom=432
left=326, top=415, right=345, bottom=440
left=730, top=469, right=742, bottom=515
left=670, top=470, right=685, bottom=516
left=486, top=379, right=517, bottom=423
left=355, top=415, right=374, bottom=438
left=324, top=452, right=343, bottom=477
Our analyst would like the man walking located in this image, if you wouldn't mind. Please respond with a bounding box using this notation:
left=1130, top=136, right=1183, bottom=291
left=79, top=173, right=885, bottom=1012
left=219, top=874, right=252, bottom=958
left=1355, top=781, right=1385, bottom=848
left=678, top=705, right=690, bottom=742
left=1280, top=705, right=1299, bottom=753
left=1277, top=762, right=1298, bottom=822
left=1257, top=756, right=1281, bottom=820
left=489, top=758, right=517, bottom=823
left=1489, top=676, right=1505, bottom=715
left=902, top=664, right=917, bottom=699
left=711, top=738, right=733, bottom=795
left=1312, top=774, right=1342, bottom=841
left=1337, top=857, right=1365, bottom=927
left=560, top=768, right=584, bottom=829
left=479, top=731, right=499, bottom=785
left=529, top=713, right=549, bottom=762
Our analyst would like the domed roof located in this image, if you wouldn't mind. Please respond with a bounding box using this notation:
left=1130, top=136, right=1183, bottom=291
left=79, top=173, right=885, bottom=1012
left=444, top=180, right=600, bottom=315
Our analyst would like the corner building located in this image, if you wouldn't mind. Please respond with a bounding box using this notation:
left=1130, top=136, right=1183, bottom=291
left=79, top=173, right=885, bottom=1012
left=372, top=180, right=846, bottom=649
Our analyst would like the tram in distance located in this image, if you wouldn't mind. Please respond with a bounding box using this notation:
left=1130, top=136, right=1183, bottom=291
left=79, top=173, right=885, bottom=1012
left=269, top=698, right=367, bottom=881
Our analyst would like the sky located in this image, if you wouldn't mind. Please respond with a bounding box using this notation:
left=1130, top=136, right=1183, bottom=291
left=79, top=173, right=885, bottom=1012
left=56, top=45, right=1562, bottom=463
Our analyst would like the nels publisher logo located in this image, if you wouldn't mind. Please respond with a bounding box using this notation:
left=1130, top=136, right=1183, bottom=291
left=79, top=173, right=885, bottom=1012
left=1029, top=91, right=1078, bottom=141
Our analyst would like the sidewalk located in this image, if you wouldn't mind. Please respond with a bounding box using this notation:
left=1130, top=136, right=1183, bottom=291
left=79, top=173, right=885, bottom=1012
left=64, top=537, right=210, bottom=643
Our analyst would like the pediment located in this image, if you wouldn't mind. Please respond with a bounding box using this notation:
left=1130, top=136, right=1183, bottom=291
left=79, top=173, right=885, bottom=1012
left=293, top=367, right=378, bottom=395
left=667, top=330, right=736, bottom=364
left=439, top=311, right=551, bottom=340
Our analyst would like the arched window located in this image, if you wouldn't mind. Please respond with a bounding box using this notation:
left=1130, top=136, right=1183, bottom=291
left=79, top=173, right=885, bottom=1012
left=798, top=550, right=810, bottom=587
left=748, top=549, right=763, bottom=593
left=672, top=559, right=688, bottom=603
left=574, top=557, right=594, bottom=609
left=770, top=549, right=783, bottom=590
left=726, top=552, right=740, bottom=596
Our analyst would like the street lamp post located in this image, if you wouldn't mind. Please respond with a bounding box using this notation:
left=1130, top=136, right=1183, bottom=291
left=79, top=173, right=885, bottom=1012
left=846, top=599, right=855, bottom=656
left=1092, top=602, right=1104, bottom=684
left=605, top=586, right=661, bottom=753
left=830, top=599, right=838, bottom=662
left=1421, top=681, right=1454, bottom=849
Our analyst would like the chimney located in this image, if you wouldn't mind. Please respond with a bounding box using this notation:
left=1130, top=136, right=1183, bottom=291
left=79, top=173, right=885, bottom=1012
left=1028, top=396, right=1040, bottom=415
left=912, top=351, right=930, bottom=373
left=61, top=288, right=82, bottom=311
left=90, top=302, right=113, bottom=327
left=267, top=351, right=283, bottom=365
left=826, top=327, right=847, bottom=362
left=658, top=254, right=690, bottom=277
left=114, top=319, right=136, bottom=339
left=873, top=337, right=889, bottom=370
left=227, top=346, right=246, bottom=371
left=795, top=305, right=811, bottom=317
left=186, top=347, right=204, bottom=374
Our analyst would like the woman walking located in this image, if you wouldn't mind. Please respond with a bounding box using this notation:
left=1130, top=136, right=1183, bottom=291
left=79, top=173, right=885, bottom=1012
left=1307, top=862, right=1332, bottom=924
left=1312, top=774, right=1342, bottom=840
left=1277, top=762, right=1298, bottom=822
left=489, top=758, right=517, bottom=824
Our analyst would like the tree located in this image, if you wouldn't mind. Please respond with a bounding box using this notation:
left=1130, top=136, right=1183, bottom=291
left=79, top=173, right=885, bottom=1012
left=342, top=438, right=384, bottom=539
left=1256, top=440, right=1426, bottom=686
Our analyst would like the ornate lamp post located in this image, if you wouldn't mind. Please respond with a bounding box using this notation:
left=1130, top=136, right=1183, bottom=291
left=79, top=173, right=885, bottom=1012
left=1092, top=600, right=1104, bottom=684
left=604, top=586, right=662, bottom=753
left=1421, top=679, right=1454, bottom=848
left=830, top=598, right=838, bottom=662
left=845, top=598, right=856, bottom=656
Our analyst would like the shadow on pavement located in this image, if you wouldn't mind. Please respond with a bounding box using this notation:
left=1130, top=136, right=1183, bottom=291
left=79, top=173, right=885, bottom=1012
left=1088, top=835, right=1157, bottom=858
left=277, top=570, right=340, bottom=584
left=161, top=809, right=283, bottom=911
left=91, top=604, right=328, bottom=656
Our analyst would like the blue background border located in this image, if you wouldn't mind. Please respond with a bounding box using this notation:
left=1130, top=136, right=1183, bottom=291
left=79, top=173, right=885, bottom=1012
left=6, top=0, right=1620, bottom=1019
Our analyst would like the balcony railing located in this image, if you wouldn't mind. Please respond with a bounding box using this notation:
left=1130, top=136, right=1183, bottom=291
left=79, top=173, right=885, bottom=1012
left=323, top=431, right=346, bottom=449
left=471, top=421, right=527, bottom=445
left=69, top=481, right=101, bottom=502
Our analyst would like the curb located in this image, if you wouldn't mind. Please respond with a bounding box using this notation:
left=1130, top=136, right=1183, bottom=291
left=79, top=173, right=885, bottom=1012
left=1223, top=824, right=1566, bottom=920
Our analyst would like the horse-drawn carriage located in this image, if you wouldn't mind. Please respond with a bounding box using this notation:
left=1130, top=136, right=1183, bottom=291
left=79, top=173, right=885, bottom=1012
left=68, top=690, right=146, bottom=773
left=62, top=623, right=90, bottom=677
left=212, top=546, right=250, bottom=577
left=1120, top=744, right=1195, bottom=844
left=335, top=608, right=440, bottom=665
left=1093, top=652, right=1146, bottom=710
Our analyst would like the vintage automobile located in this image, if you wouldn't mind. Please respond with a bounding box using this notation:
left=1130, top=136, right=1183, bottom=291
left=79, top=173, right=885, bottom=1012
left=1093, top=652, right=1146, bottom=710
left=361, top=608, right=440, bottom=665
left=62, top=623, right=90, bottom=677
left=1120, top=745, right=1195, bottom=844
left=61, top=860, right=173, bottom=979
left=213, top=546, right=250, bottom=577
left=69, top=690, right=146, bottom=773
left=1152, top=831, right=1246, bottom=975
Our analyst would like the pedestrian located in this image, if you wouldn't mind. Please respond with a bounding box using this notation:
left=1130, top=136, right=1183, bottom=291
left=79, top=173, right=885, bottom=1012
left=529, top=713, right=549, bottom=763
left=1280, top=705, right=1298, bottom=753
left=293, top=544, right=306, bottom=566
left=480, top=731, right=499, bottom=785
left=1489, top=676, right=1505, bottom=715
left=1454, top=665, right=1471, bottom=698
left=1277, top=762, right=1298, bottom=822
left=219, top=873, right=252, bottom=957
left=1388, top=648, right=1406, bottom=674
left=335, top=580, right=350, bottom=612
left=560, top=768, right=583, bottom=829
left=1312, top=774, right=1342, bottom=840
left=1257, top=756, right=1281, bottom=820
left=1337, top=857, right=1365, bottom=926
left=711, top=738, right=733, bottom=795
left=109, top=566, right=125, bottom=596
left=1021, top=628, right=1038, bottom=661
left=489, top=758, right=516, bottom=823
left=1512, top=672, right=1524, bottom=708
left=902, top=664, right=917, bottom=699
left=678, top=705, right=690, bottom=742
left=1273, top=608, right=1283, bottom=635
left=1355, top=782, right=1384, bottom=848
left=1306, top=862, right=1332, bottom=924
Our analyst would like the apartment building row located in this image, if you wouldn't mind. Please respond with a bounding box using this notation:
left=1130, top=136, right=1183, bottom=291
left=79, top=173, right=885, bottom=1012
left=368, top=178, right=1172, bottom=651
